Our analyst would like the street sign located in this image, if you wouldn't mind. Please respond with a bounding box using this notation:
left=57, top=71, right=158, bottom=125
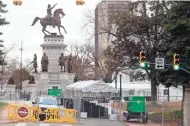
left=17, top=107, right=28, bottom=118
left=155, top=58, right=165, bottom=69
left=48, top=89, right=62, bottom=96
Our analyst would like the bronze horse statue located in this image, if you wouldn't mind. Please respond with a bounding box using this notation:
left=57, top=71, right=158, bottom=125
left=31, top=8, right=67, bottom=37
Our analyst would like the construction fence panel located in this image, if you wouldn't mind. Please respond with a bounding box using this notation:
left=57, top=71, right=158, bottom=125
left=6, top=103, right=77, bottom=123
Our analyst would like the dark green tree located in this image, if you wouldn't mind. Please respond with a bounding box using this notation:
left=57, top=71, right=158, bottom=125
left=104, top=1, right=172, bottom=101
left=0, top=1, right=9, bottom=65
left=157, top=2, right=190, bottom=125
left=0, top=0, right=9, bottom=37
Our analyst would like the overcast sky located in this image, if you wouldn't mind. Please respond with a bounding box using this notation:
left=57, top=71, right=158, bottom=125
left=1, top=0, right=101, bottom=65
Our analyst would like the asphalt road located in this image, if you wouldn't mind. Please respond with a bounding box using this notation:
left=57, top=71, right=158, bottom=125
left=0, top=119, right=125, bottom=126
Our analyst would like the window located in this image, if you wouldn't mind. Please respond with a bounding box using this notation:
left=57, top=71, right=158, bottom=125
left=163, top=89, right=169, bottom=95
left=129, top=72, right=134, bottom=82
left=129, top=90, right=134, bottom=95
left=52, top=86, right=58, bottom=89
left=38, top=97, right=58, bottom=105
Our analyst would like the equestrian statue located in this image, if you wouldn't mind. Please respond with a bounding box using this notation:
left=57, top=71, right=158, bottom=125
left=31, top=3, right=67, bottom=37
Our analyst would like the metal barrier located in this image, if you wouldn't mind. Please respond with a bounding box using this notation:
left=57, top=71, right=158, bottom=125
left=44, top=108, right=77, bottom=123
left=6, top=104, right=77, bottom=123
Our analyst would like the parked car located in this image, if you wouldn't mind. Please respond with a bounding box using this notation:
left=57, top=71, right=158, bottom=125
left=19, top=92, right=31, bottom=101
left=32, top=96, right=64, bottom=121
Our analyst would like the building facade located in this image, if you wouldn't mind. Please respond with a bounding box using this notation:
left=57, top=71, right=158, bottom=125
left=95, top=0, right=129, bottom=78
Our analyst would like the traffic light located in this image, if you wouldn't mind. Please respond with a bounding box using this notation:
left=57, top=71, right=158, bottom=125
left=139, top=51, right=146, bottom=67
left=76, top=0, right=85, bottom=5
left=173, top=53, right=180, bottom=70
left=13, top=0, right=22, bottom=6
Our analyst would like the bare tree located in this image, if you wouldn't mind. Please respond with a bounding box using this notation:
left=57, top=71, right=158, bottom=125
left=23, top=59, right=33, bottom=73
left=6, top=58, right=33, bottom=85
left=66, top=42, right=96, bottom=80
left=82, top=4, right=130, bottom=82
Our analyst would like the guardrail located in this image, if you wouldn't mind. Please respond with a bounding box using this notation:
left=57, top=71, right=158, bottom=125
left=6, top=104, right=77, bottom=123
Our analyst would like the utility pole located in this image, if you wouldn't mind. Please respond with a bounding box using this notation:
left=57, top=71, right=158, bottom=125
left=19, top=42, right=23, bottom=91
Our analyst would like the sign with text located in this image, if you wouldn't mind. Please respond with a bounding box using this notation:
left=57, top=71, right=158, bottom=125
left=48, top=89, right=62, bottom=96
left=155, top=58, right=165, bottom=69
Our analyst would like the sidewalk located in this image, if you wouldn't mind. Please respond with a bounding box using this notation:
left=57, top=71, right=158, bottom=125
left=125, top=121, right=161, bottom=126
left=0, top=105, right=19, bottom=124
left=0, top=101, right=31, bottom=124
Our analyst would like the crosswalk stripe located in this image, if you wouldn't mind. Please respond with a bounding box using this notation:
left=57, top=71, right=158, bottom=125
left=15, top=123, right=27, bottom=126
left=39, top=123, right=49, bottom=126
left=13, top=122, right=73, bottom=126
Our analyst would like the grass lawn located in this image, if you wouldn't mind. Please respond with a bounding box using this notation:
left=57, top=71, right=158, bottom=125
left=0, top=102, right=8, bottom=111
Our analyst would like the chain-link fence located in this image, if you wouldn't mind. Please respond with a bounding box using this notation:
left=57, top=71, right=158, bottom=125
left=0, top=90, right=41, bottom=101
left=0, top=90, right=184, bottom=125
left=122, top=101, right=183, bottom=126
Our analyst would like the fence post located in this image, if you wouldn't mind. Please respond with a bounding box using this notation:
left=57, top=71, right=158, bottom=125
left=162, top=101, right=164, bottom=126
left=99, top=105, right=100, bottom=118
left=91, top=102, right=92, bottom=118
left=40, top=90, right=41, bottom=96
left=10, top=90, right=11, bottom=100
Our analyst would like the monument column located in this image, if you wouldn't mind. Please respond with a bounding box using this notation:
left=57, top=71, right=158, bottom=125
left=40, top=33, right=67, bottom=72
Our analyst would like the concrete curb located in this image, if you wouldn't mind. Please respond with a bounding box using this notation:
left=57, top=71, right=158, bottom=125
left=125, top=124, right=140, bottom=126
left=124, top=122, right=140, bottom=126
left=0, top=120, right=20, bottom=124
left=0, top=104, right=20, bottom=124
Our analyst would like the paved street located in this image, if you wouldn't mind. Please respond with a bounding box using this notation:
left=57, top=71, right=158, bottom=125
left=0, top=119, right=125, bottom=126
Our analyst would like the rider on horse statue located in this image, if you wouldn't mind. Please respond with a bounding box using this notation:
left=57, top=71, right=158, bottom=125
left=46, top=3, right=57, bottom=28
left=31, top=3, right=67, bottom=36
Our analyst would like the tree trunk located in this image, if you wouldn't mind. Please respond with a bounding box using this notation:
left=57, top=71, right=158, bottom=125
left=151, top=76, right=157, bottom=103
left=150, top=71, right=157, bottom=104
left=181, top=85, right=185, bottom=109
left=183, top=85, right=190, bottom=126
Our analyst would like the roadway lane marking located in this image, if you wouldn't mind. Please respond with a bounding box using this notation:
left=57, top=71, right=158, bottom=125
left=15, top=123, right=27, bottom=126
left=39, top=123, right=50, bottom=126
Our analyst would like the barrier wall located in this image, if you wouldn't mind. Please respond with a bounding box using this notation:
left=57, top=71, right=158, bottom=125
left=6, top=104, right=77, bottom=123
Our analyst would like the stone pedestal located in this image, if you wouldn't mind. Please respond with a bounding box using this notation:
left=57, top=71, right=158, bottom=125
left=17, top=33, right=76, bottom=96
left=28, top=71, right=75, bottom=92
left=31, top=72, right=40, bottom=81
left=60, top=72, right=75, bottom=80
left=5, top=85, right=16, bottom=92
left=40, top=33, right=67, bottom=72
left=40, top=72, right=49, bottom=80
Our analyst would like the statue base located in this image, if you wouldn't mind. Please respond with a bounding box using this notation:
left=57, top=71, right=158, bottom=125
left=23, top=71, right=75, bottom=93
left=60, top=70, right=66, bottom=72
left=40, top=72, right=49, bottom=80
left=40, top=33, right=67, bottom=72
left=8, top=33, right=76, bottom=96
